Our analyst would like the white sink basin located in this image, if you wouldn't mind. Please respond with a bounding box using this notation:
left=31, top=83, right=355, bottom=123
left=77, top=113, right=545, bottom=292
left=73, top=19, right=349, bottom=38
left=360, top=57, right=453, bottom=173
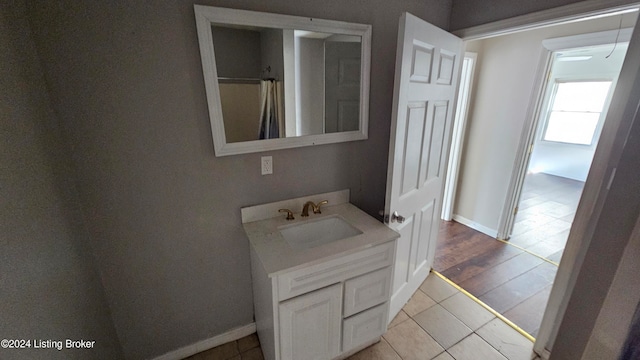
left=279, top=215, right=363, bottom=250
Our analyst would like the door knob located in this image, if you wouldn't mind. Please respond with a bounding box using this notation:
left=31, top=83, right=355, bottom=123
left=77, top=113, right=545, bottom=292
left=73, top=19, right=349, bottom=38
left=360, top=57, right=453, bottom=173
left=379, top=210, right=406, bottom=223
left=391, top=211, right=406, bottom=223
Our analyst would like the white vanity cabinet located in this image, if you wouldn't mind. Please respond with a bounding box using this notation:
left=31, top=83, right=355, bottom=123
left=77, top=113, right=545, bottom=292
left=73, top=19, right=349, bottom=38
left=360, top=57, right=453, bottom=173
left=242, top=190, right=400, bottom=360
left=250, top=240, right=396, bottom=360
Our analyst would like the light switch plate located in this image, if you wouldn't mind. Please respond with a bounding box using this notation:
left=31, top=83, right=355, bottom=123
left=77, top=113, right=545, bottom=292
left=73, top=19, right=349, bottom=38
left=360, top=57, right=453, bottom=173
left=261, top=156, right=273, bottom=175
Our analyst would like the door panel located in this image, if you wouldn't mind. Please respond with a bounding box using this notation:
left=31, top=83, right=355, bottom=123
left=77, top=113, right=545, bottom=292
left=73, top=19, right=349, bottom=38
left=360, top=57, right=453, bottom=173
left=411, top=41, right=434, bottom=82
left=426, top=102, right=449, bottom=181
left=385, top=12, right=463, bottom=321
left=392, top=215, right=414, bottom=294
left=401, top=103, right=428, bottom=195
left=437, top=50, right=456, bottom=85
left=415, top=200, right=436, bottom=274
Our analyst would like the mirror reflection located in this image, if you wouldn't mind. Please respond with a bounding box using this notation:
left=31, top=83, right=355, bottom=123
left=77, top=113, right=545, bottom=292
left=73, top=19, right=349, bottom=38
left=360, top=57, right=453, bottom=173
left=211, top=25, right=362, bottom=143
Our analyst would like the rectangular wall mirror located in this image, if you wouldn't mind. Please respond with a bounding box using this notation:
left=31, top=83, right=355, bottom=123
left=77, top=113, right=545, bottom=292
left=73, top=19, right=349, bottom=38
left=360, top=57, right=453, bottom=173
left=194, top=5, right=371, bottom=156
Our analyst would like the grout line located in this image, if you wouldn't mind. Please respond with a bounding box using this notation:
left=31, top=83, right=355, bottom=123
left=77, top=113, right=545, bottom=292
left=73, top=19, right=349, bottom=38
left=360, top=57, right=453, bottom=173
left=493, top=238, right=560, bottom=267
left=380, top=335, right=406, bottom=360
left=431, top=270, right=536, bottom=343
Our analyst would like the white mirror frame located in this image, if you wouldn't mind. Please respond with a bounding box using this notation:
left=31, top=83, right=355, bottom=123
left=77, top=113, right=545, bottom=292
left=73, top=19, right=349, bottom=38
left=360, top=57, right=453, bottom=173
left=194, top=5, right=372, bottom=156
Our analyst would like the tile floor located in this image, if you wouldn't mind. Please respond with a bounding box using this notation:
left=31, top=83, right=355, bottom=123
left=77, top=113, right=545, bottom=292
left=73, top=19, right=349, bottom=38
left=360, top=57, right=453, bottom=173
left=185, top=275, right=535, bottom=360
left=510, top=173, right=585, bottom=263
left=349, top=275, right=534, bottom=360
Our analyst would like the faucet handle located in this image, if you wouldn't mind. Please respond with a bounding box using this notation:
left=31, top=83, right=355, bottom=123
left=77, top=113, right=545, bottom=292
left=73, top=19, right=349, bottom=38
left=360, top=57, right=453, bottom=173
left=314, top=200, right=329, bottom=214
left=278, top=209, right=295, bottom=220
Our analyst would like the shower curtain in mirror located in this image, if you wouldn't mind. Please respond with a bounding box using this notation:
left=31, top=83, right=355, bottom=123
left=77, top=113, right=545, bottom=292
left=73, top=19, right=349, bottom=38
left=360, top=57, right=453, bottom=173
left=258, top=80, right=284, bottom=139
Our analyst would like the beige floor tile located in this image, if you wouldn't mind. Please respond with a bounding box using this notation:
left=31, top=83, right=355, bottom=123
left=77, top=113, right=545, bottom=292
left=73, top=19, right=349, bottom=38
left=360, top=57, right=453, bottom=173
left=447, top=334, right=507, bottom=360
left=402, top=289, right=437, bottom=317
left=432, top=351, right=455, bottom=360
left=347, top=338, right=402, bottom=360
left=440, top=292, right=496, bottom=330
left=419, top=275, right=458, bottom=302
left=476, top=318, right=534, bottom=360
left=413, top=304, right=472, bottom=349
left=196, top=341, right=239, bottom=360
left=237, top=333, right=260, bottom=353
left=383, top=319, right=444, bottom=360
left=240, top=347, right=264, bottom=360
left=388, top=310, right=410, bottom=328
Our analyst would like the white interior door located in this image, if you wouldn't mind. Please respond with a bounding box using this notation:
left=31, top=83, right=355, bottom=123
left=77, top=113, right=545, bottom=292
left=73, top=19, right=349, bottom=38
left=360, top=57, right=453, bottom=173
left=325, top=40, right=362, bottom=133
left=385, top=12, right=463, bottom=320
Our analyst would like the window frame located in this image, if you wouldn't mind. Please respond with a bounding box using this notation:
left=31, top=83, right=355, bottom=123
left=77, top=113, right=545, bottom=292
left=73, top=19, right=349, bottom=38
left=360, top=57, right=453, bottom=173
left=540, top=78, right=614, bottom=147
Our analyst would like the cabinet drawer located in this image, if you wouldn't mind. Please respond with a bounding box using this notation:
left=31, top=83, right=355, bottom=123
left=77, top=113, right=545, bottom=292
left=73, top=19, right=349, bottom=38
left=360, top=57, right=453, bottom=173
left=342, top=303, right=388, bottom=352
left=343, top=267, right=392, bottom=317
left=277, top=241, right=394, bottom=301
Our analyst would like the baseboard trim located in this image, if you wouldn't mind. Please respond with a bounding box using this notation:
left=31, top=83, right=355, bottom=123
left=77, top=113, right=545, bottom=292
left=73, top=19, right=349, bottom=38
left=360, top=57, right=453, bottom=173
left=539, top=348, right=551, bottom=359
left=452, top=215, right=499, bottom=238
left=153, top=323, right=256, bottom=360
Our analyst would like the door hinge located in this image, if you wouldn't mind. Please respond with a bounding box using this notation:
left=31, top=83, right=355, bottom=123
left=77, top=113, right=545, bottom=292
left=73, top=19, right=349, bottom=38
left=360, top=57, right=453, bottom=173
left=528, top=143, right=534, bottom=155
left=513, top=206, right=519, bottom=215
left=379, top=210, right=389, bottom=223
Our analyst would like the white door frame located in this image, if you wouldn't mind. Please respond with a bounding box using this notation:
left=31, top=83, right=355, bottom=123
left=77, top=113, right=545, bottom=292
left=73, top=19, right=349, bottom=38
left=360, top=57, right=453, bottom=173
left=442, top=52, right=477, bottom=221
left=495, top=48, right=554, bottom=240
left=453, top=0, right=639, bottom=40
left=451, top=1, right=640, bottom=357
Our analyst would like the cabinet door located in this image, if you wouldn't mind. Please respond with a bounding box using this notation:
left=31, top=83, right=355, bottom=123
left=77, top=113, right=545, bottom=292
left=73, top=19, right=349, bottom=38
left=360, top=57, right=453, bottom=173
left=279, top=284, right=342, bottom=360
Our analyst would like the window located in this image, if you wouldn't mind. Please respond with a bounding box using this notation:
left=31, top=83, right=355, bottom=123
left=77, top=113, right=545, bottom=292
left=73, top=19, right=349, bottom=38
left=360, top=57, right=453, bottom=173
left=542, top=81, right=612, bottom=145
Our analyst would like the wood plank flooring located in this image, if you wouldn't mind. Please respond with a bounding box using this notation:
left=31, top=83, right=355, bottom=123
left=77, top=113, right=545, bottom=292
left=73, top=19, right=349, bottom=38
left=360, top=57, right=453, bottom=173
left=433, top=221, right=556, bottom=338
left=434, top=173, right=585, bottom=338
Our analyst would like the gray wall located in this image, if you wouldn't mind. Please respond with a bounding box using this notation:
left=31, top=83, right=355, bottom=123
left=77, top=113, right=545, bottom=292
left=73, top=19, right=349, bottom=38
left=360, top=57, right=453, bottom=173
left=551, top=90, right=640, bottom=359
left=25, top=0, right=451, bottom=359
left=583, top=215, right=640, bottom=359
left=549, top=20, right=640, bottom=356
left=211, top=26, right=262, bottom=78
left=261, top=28, right=285, bottom=80
left=18, top=0, right=617, bottom=359
left=0, top=1, right=123, bottom=359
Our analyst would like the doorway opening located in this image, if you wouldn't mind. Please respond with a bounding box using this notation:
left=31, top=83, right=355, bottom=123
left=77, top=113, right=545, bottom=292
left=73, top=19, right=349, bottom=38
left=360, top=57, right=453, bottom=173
left=510, top=43, right=628, bottom=264
left=433, top=11, right=636, bottom=341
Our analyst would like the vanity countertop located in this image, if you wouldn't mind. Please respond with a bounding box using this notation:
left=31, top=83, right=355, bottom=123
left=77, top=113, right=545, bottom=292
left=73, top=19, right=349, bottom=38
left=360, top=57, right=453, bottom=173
left=243, top=201, right=399, bottom=277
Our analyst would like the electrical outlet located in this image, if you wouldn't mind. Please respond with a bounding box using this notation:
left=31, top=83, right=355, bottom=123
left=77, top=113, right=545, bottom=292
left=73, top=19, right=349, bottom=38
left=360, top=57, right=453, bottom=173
left=261, top=156, right=273, bottom=175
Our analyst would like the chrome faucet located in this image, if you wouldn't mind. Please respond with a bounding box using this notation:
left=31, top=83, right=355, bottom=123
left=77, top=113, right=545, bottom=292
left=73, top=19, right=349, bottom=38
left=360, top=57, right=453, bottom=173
left=301, top=200, right=328, bottom=217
